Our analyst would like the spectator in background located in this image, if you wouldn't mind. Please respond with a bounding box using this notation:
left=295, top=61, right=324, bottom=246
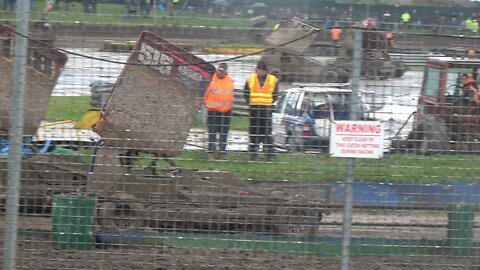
left=41, top=0, right=60, bottom=20
left=140, top=0, right=151, bottom=17
left=324, top=17, right=333, bottom=30
left=83, top=0, right=97, bottom=14
left=330, top=6, right=336, bottom=17
left=330, top=24, right=342, bottom=54
left=2, top=0, right=14, bottom=12
left=471, top=19, right=479, bottom=35
left=465, top=17, right=478, bottom=34
left=203, top=63, right=235, bottom=160
left=401, top=11, right=411, bottom=28
left=381, top=10, right=391, bottom=30
left=385, top=32, right=394, bottom=51
left=437, top=16, right=446, bottom=34
left=458, top=12, right=465, bottom=25
left=411, top=10, right=417, bottom=28
left=124, top=0, right=138, bottom=18
left=465, top=17, right=473, bottom=33
left=167, top=1, right=174, bottom=17
left=348, top=6, right=353, bottom=21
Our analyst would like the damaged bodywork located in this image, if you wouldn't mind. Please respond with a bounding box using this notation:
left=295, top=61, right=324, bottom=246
left=0, top=26, right=327, bottom=236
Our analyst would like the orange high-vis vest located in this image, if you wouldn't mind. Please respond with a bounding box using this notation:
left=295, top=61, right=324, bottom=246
left=463, top=75, right=480, bottom=104
left=247, top=74, right=277, bottom=105
left=203, top=73, right=235, bottom=113
left=330, top=28, right=342, bottom=41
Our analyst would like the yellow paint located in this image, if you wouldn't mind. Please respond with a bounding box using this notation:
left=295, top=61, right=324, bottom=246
left=202, top=47, right=264, bottom=54
left=74, top=110, right=102, bottom=129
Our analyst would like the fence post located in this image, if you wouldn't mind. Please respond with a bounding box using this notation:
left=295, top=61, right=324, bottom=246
left=447, top=204, right=475, bottom=257
left=2, top=1, right=29, bottom=270
left=340, top=28, right=362, bottom=270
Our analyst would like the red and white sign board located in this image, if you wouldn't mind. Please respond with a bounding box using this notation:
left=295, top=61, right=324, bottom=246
left=329, top=121, right=384, bottom=159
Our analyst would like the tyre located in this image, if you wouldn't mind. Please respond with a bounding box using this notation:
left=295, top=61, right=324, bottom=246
left=97, top=193, right=146, bottom=232
left=286, top=135, right=303, bottom=153
left=324, top=70, right=339, bottom=83
left=252, top=34, right=263, bottom=43
left=409, top=115, right=450, bottom=155
left=364, top=67, right=378, bottom=80
left=274, top=208, right=321, bottom=236
left=393, top=61, right=408, bottom=78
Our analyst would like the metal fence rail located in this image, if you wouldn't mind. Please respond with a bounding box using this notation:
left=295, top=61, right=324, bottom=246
left=390, top=53, right=444, bottom=66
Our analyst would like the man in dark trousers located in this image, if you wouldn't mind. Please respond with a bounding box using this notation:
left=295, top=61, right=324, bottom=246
left=203, top=63, right=235, bottom=160
left=2, top=0, right=15, bottom=12
left=243, top=61, right=279, bottom=162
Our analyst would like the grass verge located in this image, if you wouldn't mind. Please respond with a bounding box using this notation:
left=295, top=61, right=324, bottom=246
left=148, top=151, right=480, bottom=182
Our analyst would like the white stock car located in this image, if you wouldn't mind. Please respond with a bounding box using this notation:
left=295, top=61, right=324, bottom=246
left=272, top=85, right=370, bottom=152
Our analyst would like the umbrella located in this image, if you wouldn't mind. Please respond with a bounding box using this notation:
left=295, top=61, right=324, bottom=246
left=249, top=2, right=267, bottom=9
left=213, top=0, right=230, bottom=7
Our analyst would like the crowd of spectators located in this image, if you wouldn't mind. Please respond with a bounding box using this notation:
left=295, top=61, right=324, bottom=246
left=315, top=5, right=480, bottom=36
left=2, top=0, right=480, bottom=35
left=2, top=0, right=97, bottom=15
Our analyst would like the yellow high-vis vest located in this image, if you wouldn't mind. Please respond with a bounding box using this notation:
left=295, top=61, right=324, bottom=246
left=247, top=74, right=277, bottom=105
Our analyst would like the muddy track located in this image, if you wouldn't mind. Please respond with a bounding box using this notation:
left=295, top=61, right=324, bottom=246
left=1, top=233, right=479, bottom=270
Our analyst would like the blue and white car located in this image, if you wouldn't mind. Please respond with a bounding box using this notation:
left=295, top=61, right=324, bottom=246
left=272, top=85, right=370, bottom=152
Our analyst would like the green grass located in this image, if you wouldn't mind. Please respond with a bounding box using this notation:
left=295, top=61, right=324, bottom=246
left=0, top=1, right=259, bottom=28
left=21, top=3, right=480, bottom=183
left=138, top=151, right=480, bottom=182
left=45, top=96, right=250, bottom=130
left=44, top=96, right=91, bottom=121
left=45, top=96, right=480, bottom=183
left=166, top=151, right=480, bottom=182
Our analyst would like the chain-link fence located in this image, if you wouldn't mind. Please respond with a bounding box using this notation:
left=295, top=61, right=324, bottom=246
left=1, top=3, right=480, bottom=270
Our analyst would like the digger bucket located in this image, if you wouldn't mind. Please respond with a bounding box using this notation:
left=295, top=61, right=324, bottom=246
left=263, top=17, right=319, bottom=55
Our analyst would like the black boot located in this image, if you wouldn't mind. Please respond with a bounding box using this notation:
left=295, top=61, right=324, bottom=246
left=266, top=154, right=276, bottom=162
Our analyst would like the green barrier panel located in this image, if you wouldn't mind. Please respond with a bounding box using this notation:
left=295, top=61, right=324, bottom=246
left=51, top=147, right=78, bottom=155
left=51, top=194, right=96, bottom=250
left=447, top=204, right=475, bottom=257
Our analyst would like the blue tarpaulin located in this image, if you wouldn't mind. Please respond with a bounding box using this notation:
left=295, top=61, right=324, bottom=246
left=328, top=182, right=480, bottom=207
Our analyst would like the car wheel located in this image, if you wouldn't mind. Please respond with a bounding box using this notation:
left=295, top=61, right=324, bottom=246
left=252, top=33, right=263, bottom=43
left=365, top=67, right=378, bottom=80
left=394, top=61, right=408, bottom=78
left=324, top=71, right=339, bottom=83
left=97, top=193, right=146, bottom=232
left=286, top=136, right=300, bottom=153
left=274, top=208, right=320, bottom=236
left=409, top=115, right=450, bottom=155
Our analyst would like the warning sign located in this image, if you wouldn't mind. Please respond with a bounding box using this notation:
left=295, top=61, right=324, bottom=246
left=329, top=121, right=384, bottom=159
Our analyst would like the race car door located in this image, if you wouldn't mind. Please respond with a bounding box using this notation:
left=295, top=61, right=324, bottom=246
left=272, top=92, right=288, bottom=147
left=272, top=90, right=301, bottom=148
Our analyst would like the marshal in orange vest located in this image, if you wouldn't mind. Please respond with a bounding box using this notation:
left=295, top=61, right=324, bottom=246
left=203, top=71, right=235, bottom=113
